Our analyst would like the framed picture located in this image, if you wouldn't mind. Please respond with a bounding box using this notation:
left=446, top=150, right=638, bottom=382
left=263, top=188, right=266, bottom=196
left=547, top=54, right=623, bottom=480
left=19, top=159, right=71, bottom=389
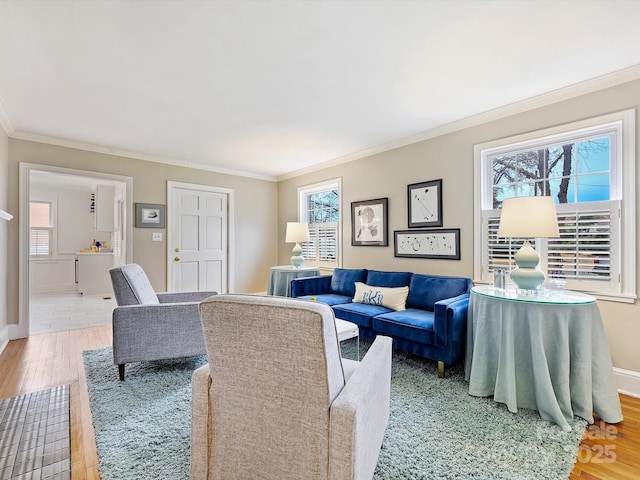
left=351, top=197, right=388, bottom=246
left=408, top=179, right=443, bottom=228
left=135, top=203, right=165, bottom=228
left=394, top=228, right=460, bottom=260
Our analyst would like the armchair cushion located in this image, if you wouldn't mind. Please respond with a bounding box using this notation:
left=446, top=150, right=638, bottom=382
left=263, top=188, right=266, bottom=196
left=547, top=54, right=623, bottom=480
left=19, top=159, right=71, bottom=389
left=109, top=263, right=159, bottom=305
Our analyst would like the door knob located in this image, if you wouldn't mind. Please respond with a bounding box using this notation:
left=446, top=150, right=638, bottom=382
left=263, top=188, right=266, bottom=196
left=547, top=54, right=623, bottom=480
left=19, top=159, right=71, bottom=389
left=175, top=248, right=180, bottom=252
left=174, top=256, right=180, bottom=262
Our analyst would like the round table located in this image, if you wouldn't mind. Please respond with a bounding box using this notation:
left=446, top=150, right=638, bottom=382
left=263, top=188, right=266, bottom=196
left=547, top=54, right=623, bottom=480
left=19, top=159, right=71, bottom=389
left=267, top=265, right=320, bottom=297
left=465, top=285, right=623, bottom=431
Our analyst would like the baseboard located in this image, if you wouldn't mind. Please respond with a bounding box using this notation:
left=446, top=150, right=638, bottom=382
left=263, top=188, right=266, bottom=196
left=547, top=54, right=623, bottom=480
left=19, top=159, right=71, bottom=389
left=614, top=367, right=640, bottom=398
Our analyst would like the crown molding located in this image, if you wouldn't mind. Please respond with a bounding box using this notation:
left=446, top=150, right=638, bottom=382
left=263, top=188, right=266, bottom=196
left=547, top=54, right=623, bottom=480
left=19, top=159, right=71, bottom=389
left=277, top=64, right=640, bottom=182
left=8, top=131, right=278, bottom=182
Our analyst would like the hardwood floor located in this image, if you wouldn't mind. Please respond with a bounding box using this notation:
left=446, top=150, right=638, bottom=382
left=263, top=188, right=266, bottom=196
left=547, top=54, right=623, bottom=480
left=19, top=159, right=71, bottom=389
left=0, top=325, right=638, bottom=479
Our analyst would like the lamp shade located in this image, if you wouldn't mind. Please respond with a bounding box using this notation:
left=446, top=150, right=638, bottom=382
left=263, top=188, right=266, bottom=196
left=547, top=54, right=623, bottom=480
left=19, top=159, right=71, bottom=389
left=285, top=222, right=310, bottom=243
left=498, top=196, right=559, bottom=239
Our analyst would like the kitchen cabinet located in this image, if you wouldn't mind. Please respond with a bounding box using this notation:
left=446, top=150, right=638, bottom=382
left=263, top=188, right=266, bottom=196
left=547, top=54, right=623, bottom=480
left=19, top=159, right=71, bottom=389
left=95, top=185, right=115, bottom=232
left=76, top=252, right=114, bottom=295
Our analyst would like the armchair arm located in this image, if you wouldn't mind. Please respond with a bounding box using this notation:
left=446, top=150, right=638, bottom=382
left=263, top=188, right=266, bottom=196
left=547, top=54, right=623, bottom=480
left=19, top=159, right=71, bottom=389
left=190, top=364, right=212, bottom=480
left=157, top=291, right=218, bottom=303
left=112, top=302, right=206, bottom=365
left=329, top=335, right=392, bottom=480
left=290, top=275, right=332, bottom=298
left=433, top=293, right=470, bottom=362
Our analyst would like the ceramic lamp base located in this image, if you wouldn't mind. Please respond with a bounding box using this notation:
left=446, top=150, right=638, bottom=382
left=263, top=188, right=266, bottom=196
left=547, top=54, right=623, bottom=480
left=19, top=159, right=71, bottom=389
left=290, top=243, right=304, bottom=268
left=510, top=240, right=545, bottom=291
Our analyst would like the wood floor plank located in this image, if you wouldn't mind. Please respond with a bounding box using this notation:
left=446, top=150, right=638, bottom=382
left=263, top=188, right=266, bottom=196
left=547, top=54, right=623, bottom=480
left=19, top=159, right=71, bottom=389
left=0, top=323, right=638, bottom=479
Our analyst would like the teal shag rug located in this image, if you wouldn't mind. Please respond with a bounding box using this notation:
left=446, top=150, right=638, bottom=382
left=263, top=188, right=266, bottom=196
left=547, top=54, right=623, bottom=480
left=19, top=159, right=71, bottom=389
left=83, top=340, right=586, bottom=480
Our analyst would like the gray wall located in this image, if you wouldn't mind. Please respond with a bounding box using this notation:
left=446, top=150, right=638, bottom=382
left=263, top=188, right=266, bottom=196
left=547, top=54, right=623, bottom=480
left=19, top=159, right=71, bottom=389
left=278, top=79, right=640, bottom=373
left=0, top=127, right=8, bottom=336
left=6, top=139, right=279, bottom=328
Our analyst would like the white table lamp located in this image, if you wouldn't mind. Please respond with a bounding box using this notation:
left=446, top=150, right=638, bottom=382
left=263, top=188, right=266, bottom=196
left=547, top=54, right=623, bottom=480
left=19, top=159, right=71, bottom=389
left=497, top=196, right=559, bottom=291
left=286, top=222, right=310, bottom=268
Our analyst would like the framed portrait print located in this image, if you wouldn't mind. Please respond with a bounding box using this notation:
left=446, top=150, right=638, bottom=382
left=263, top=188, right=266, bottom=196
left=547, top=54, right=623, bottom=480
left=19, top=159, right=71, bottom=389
left=408, top=179, right=443, bottom=228
left=351, top=197, right=388, bottom=246
left=135, top=203, right=166, bottom=228
left=394, top=228, right=460, bottom=260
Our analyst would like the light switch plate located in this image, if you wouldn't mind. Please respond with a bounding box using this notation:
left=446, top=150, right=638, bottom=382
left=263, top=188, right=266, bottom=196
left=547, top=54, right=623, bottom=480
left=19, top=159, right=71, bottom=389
left=152, top=232, right=162, bottom=241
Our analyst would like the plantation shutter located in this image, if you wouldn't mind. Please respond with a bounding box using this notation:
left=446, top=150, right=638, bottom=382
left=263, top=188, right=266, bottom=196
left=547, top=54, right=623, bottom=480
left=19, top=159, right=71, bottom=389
left=482, top=200, right=617, bottom=290
left=30, top=228, right=51, bottom=256
left=303, top=222, right=337, bottom=264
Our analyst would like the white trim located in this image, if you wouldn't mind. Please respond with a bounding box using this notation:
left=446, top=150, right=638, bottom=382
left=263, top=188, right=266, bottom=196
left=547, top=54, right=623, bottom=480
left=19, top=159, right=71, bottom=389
left=0, top=209, right=12, bottom=221
left=166, top=181, right=235, bottom=294
left=614, top=367, right=640, bottom=399
left=19, top=163, right=133, bottom=337
left=0, top=324, right=8, bottom=356
left=10, top=131, right=277, bottom=182
left=278, top=64, right=640, bottom=181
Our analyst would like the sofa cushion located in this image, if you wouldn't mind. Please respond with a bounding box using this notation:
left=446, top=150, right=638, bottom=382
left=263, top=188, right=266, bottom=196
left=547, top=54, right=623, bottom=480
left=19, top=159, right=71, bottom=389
left=407, top=274, right=470, bottom=312
left=353, top=282, right=408, bottom=311
left=332, top=302, right=392, bottom=329
left=297, top=294, right=352, bottom=306
left=373, top=309, right=435, bottom=345
left=329, top=268, right=368, bottom=297
left=366, top=270, right=411, bottom=288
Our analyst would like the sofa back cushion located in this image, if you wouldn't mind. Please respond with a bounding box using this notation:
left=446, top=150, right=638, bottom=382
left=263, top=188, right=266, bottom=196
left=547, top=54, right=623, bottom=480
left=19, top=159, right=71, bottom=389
left=330, top=268, right=367, bottom=297
left=407, top=274, right=471, bottom=311
left=366, top=270, right=411, bottom=288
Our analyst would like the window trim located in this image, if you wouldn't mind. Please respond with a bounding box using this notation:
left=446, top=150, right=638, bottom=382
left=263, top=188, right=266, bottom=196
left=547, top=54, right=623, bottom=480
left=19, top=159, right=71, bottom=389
left=297, top=178, right=342, bottom=269
left=29, top=199, right=57, bottom=258
left=473, top=109, right=635, bottom=302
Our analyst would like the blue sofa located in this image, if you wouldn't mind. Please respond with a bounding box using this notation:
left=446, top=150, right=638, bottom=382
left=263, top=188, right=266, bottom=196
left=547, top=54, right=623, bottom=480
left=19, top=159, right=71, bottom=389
left=291, top=268, right=472, bottom=377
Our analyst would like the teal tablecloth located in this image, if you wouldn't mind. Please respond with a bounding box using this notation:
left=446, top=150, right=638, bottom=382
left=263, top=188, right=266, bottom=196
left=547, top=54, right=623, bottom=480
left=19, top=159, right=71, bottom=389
left=465, top=286, right=623, bottom=431
left=267, top=266, right=320, bottom=297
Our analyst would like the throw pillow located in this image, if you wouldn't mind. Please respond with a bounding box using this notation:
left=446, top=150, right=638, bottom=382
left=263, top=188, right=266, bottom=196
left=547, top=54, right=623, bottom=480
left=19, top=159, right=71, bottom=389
left=352, top=282, right=409, bottom=311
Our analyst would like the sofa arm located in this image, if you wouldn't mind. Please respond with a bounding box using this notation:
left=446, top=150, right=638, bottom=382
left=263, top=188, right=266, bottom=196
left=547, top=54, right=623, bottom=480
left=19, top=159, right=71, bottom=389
left=329, top=335, right=392, bottom=480
left=290, top=275, right=332, bottom=297
left=190, top=364, right=212, bottom=480
left=157, top=291, right=218, bottom=303
left=112, top=302, right=206, bottom=365
left=433, top=293, right=470, bottom=362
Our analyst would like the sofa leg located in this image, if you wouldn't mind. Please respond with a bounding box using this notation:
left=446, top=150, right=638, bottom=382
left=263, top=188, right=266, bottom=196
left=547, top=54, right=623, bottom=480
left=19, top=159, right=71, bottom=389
left=438, top=361, right=445, bottom=378
left=118, top=364, right=125, bottom=381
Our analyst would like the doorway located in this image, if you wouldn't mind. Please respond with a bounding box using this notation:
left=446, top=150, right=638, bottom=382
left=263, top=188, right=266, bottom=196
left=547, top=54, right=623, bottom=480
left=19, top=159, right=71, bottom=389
left=167, top=181, right=234, bottom=294
left=19, top=163, right=133, bottom=337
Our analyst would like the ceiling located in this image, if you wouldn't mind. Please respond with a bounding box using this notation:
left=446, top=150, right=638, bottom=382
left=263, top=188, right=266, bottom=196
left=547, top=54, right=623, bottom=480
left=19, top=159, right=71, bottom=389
left=1, top=1, right=639, bottom=181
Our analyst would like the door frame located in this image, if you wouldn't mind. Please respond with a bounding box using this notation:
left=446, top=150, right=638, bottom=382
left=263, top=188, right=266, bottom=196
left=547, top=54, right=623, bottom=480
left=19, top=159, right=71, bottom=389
left=166, top=181, right=234, bottom=293
left=18, top=163, right=133, bottom=338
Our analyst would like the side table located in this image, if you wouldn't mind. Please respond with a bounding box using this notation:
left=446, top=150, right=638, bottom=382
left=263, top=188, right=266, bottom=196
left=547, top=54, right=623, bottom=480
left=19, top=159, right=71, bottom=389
left=465, top=285, right=623, bottom=431
left=267, top=265, right=320, bottom=297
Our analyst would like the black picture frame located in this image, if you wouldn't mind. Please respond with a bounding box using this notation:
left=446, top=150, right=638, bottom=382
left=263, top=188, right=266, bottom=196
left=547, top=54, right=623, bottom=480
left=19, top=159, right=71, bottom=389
left=135, top=203, right=166, bottom=228
left=394, top=228, right=460, bottom=260
left=351, top=197, right=389, bottom=246
left=407, top=179, right=443, bottom=228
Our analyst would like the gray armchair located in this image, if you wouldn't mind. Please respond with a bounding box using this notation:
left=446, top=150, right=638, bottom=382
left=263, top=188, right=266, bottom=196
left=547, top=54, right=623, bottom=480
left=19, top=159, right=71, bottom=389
left=109, top=263, right=217, bottom=380
left=191, top=294, right=392, bottom=480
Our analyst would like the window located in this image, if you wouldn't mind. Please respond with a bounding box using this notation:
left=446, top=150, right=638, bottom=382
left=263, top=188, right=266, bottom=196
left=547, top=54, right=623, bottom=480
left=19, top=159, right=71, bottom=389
left=30, top=201, right=53, bottom=256
left=474, top=110, right=635, bottom=301
left=298, top=179, right=341, bottom=269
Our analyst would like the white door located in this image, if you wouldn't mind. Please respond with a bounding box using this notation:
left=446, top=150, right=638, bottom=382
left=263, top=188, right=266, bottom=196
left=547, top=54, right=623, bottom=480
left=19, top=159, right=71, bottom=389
left=169, top=184, right=229, bottom=293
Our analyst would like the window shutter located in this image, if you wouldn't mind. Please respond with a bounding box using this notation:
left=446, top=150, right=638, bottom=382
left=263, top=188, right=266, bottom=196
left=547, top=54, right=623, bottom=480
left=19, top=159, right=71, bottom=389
left=548, top=207, right=612, bottom=281
left=304, top=223, right=337, bottom=264
left=30, top=228, right=51, bottom=256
